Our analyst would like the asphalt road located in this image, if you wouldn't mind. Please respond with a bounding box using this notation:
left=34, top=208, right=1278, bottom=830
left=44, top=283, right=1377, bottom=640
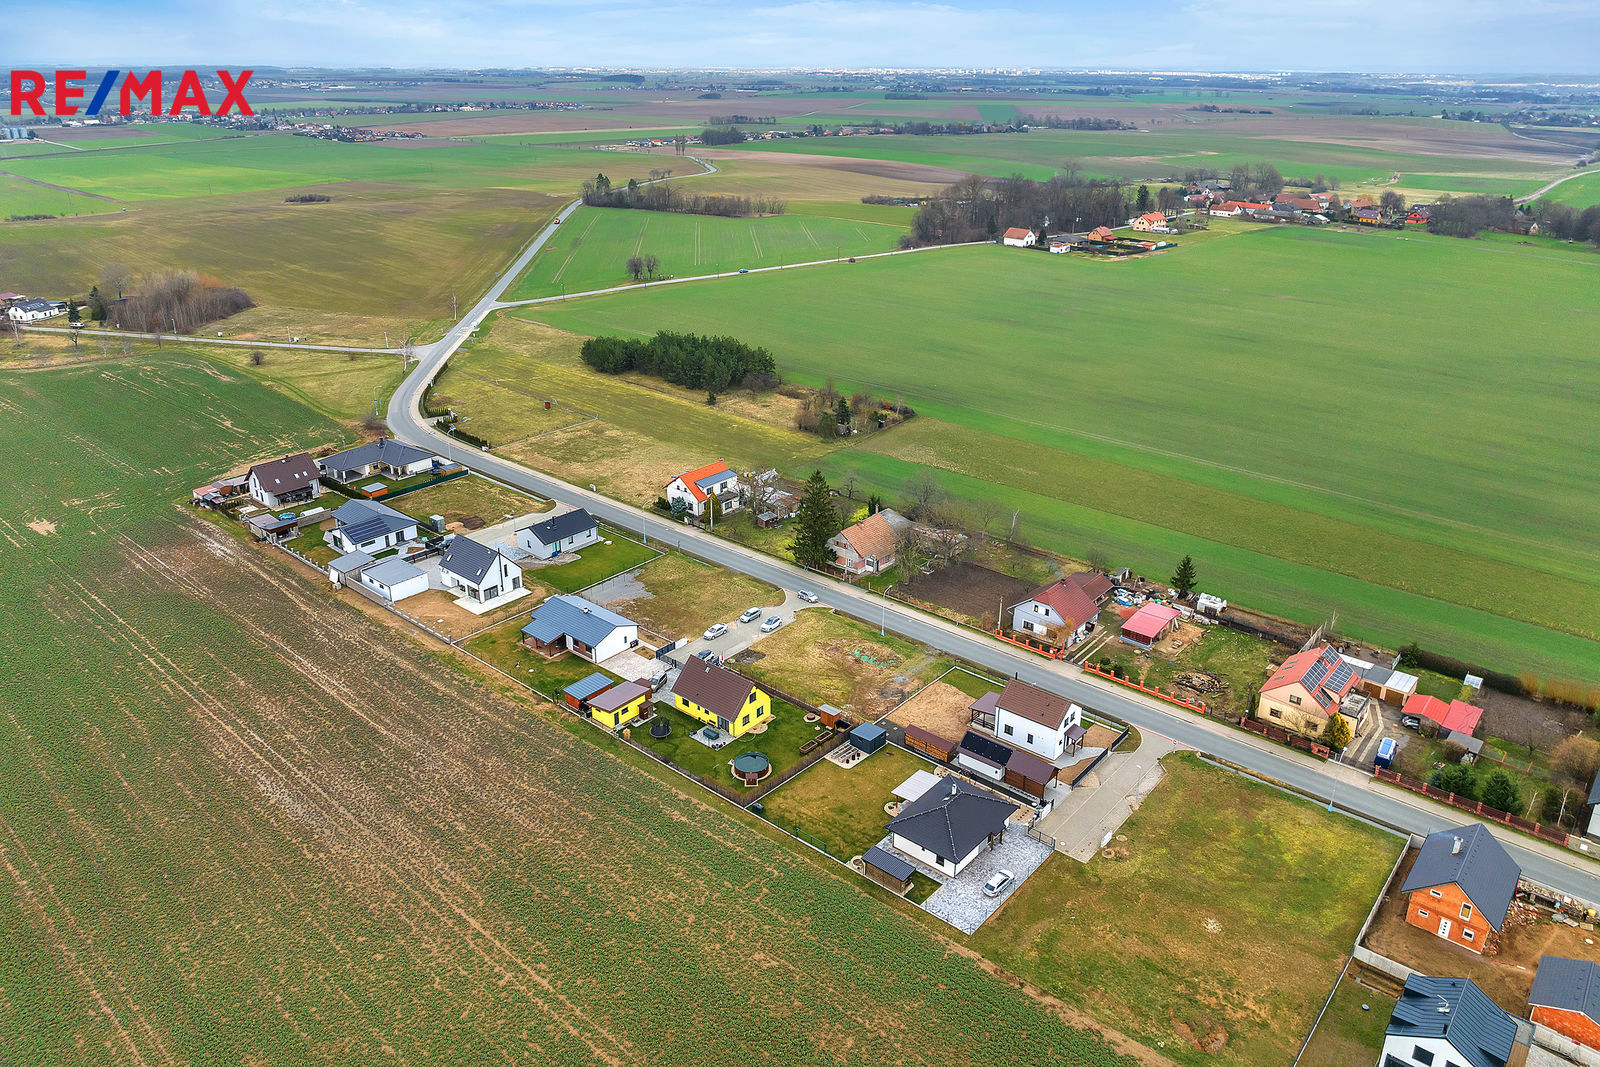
left=384, top=186, right=1600, bottom=909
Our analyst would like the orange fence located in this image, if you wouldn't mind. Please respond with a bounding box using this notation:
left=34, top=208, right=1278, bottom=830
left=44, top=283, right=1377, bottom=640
left=1081, top=663, right=1209, bottom=714
left=1238, top=716, right=1331, bottom=759
left=992, top=629, right=1065, bottom=659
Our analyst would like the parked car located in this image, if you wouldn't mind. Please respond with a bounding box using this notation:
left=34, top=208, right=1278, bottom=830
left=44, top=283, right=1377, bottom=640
left=738, top=268, right=750, bottom=274
left=693, top=649, right=722, bottom=665
left=796, top=590, right=819, bottom=603
left=760, top=616, right=783, bottom=633
left=1401, top=714, right=1422, bottom=730
left=703, top=623, right=729, bottom=640
left=982, top=870, right=1016, bottom=898
left=739, top=607, right=762, bottom=624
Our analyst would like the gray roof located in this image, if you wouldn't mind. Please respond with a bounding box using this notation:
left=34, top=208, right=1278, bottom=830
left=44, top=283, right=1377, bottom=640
left=332, top=498, right=417, bottom=544
left=1589, top=768, right=1600, bottom=808
left=1530, top=956, right=1600, bottom=1022
left=563, top=672, right=615, bottom=702
left=319, top=438, right=435, bottom=473
left=1444, top=730, right=1485, bottom=755
left=885, top=778, right=1018, bottom=865
left=519, top=508, right=597, bottom=546
left=249, top=452, right=320, bottom=494
left=1385, top=975, right=1516, bottom=1067
left=1400, top=824, right=1520, bottom=930
left=440, top=537, right=506, bottom=585
left=328, top=551, right=374, bottom=574
left=363, top=558, right=425, bottom=588
left=520, top=594, right=635, bottom=648
left=863, top=845, right=914, bottom=882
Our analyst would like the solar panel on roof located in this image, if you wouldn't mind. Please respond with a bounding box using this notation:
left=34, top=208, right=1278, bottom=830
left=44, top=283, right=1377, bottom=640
left=1325, top=662, right=1354, bottom=692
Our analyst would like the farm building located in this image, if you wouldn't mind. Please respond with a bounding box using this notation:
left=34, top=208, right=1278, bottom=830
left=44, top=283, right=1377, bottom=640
left=1253, top=644, right=1367, bottom=739
left=861, top=845, right=915, bottom=894
left=516, top=508, right=600, bottom=560
left=903, top=724, right=956, bottom=762
left=440, top=537, right=524, bottom=605
left=669, top=657, right=771, bottom=738
left=828, top=512, right=897, bottom=576
left=1380, top=974, right=1518, bottom=1067
left=1402, top=693, right=1484, bottom=738
left=328, top=498, right=420, bottom=555
left=1529, top=956, right=1600, bottom=1050
left=972, top=678, right=1082, bottom=761
left=318, top=438, right=440, bottom=483
left=520, top=594, right=639, bottom=663
left=1000, top=227, right=1037, bottom=247
left=1399, top=824, right=1520, bottom=955
left=359, top=558, right=428, bottom=604
left=246, top=452, right=323, bottom=509
left=884, top=778, right=1019, bottom=877
left=587, top=680, right=651, bottom=730
left=1008, top=579, right=1098, bottom=650
left=1119, top=603, right=1182, bottom=649
left=665, top=461, right=744, bottom=519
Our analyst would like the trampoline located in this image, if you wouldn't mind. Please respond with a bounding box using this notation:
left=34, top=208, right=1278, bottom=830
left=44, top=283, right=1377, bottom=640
left=649, top=717, right=671, bottom=739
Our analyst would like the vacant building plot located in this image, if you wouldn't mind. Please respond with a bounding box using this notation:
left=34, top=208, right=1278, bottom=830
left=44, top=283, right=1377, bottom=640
left=592, top=552, right=781, bottom=640
left=971, top=754, right=1403, bottom=1067
left=391, top=473, right=554, bottom=530
left=527, top=228, right=1600, bottom=683
left=888, top=668, right=1002, bottom=739
left=0, top=356, right=1146, bottom=1066
left=502, top=205, right=909, bottom=300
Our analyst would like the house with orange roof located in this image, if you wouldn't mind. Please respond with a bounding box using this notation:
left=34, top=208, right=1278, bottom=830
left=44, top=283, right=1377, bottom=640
left=1086, top=225, right=1116, bottom=242
left=828, top=512, right=897, bottom=575
left=1403, top=694, right=1484, bottom=737
left=1000, top=226, right=1037, bottom=247
left=1131, top=211, right=1170, bottom=232
left=1007, top=578, right=1099, bottom=650
left=1255, top=644, right=1373, bottom=740
left=665, top=461, right=745, bottom=519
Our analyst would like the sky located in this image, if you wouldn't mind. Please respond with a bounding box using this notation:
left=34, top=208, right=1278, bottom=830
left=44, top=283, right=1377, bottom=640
left=5, top=0, right=1599, bottom=75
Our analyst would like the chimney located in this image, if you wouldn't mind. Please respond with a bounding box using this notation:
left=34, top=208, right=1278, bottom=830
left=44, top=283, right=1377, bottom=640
left=1451, top=837, right=1463, bottom=855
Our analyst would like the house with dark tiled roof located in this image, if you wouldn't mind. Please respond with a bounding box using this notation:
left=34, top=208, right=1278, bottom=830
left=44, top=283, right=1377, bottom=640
left=1254, top=644, right=1370, bottom=739
left=665, top=461, right=744, bottom=519
left=318, top=438, right=439, bottom=482
left=516, top=508, right=600, bottom=560
left=1400, top=824, right=1521, bottom=955
left=328, top=498, right=420, bottom=555
left=440, top=536, right=523, bottom=605
left=520, top=594, right=638, bottom=663
left=669, top=657, right=771, bottom=738
left=1380, top=974, right=1519, bottom=1067
left=885, top=778, right=1019, bottom=876
left=246, top=452, right=323, bottom=509
left=1008, top=578, right=1099, bottom=650
left=828, top=512, right=897, bottom=575
left=1529, top=955, right=1600, bottom=1051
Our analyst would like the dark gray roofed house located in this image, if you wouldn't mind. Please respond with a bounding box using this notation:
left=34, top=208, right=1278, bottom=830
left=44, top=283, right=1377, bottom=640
left=885, top=778, right=1018, bottom=877
left=318, top=438, right=438, bottom=481
left=1529, top=955, right=1600, bottom=1044
left=440, top=537, right=499, bottom=586
left=330, top=498, right=419, bottom=554
left=439, top=536, right=524, bottom=605
left=1380, top=974, right=1518, bottom=1067
left=247, top=452, right=323, bottom=508
left=516, top=508, right=601, bottom=559
left=1401, top=824, right=1520, bottom=932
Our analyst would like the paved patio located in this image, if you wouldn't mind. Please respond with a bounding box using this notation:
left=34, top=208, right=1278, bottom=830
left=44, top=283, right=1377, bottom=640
left=884, top=829, right=1054, bottom=934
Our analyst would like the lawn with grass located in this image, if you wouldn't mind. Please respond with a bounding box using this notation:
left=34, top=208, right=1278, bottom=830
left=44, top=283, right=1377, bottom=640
left=762, top=744, right=934, bottom=859
left=735, top=610, right=953, bottom=716
left=601, top=553, right=783, bottom=639
left=532, top=530, right=660, bottom=592
left=636, top=697, right=820, bottom=793
left=502, top=205, right=907, bottom=300
left=525, top=227, right=1600, bottom=683
left=461, top=615, right=622, bottom=697
left=971, top=753, right=1403, bottom=1066
left=938, top=666, right=1007, bottom=701
left=1298, top=976, right=1397, bottom=1067
left=282, top=527, right=339, bottom=565
left=395, top=474, right=551, bottom=527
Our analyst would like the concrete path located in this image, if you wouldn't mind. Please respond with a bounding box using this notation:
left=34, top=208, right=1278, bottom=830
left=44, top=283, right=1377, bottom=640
left=1039, top=734, right=1183, bottom=860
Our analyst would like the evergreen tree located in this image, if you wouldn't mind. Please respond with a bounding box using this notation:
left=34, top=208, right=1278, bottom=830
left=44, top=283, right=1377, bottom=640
left=1322, top=713, right=1352, bottom=751
left=834, top=397, right=851, bottom=432
left=1135, top=184, right=1152, bottom=212
left=789, top=470, right=839, bottom=570
left=1429, top=763, right=1477, bottom=800
left=1479, top=770, right=1521, bottom=815
left=866, top=494, right=884, bottom=515
left=1171, top=554, right=1198, bottom=597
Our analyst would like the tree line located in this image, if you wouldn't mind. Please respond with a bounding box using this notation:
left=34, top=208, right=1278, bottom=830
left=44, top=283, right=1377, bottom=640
left=901, top=172, right=1133, bottom=247
left=87, top=268, right=253, bottom=334
left=699, top=127, right=747, bottom=145
left=1532, top=199, right=1600, bottom=245
left=579, top=331, right=777, bottom=394
left=582, top=173, right=785, bottom=218
left=1016, top=115, right=1137, bottom=130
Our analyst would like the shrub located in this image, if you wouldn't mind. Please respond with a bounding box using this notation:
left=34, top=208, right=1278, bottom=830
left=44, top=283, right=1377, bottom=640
left=1552, top=735, right=1600, bottom=783
left=1429, top=763, right=1477, bottom=799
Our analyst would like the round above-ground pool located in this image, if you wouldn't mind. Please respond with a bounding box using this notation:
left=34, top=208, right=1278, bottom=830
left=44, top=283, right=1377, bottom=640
left=732, top=752, right=771, bottom=785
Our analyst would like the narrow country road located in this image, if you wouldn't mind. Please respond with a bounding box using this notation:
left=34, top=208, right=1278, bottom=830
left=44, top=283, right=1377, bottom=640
left=1516, top=167, right=1595, bottom=204
left=384, top=200, right=1600, bottom=907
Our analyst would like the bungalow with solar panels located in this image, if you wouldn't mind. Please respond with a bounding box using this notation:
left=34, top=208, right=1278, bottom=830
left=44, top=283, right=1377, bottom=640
left=1254, top=644, right=1374, bottom=740
left=664, top=461, right=745, bottom=519
left=1379, top=973, right=1520, bottom=1067
left=317, top=438, right=440, bottom=483
left=439, top=537, right=524, bottom=605
left=328, top=499, right=420, bottom=555
left=519, top=594, right=639, bottom=663
left=246, top=452, right=323, bottom=509
left=515, top=507, right=600, bottom=560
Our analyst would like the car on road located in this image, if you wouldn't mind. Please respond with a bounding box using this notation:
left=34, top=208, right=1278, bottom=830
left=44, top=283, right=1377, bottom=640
left=703, top=623, right=729, bottom=640
left=693, top=649, right=722, bottom=666
left=739, top=607, right=762, bottom=624
left=738, top=268, right=750, bottom=274
left=796, top=590, right=819, bottom=603
left=982, top=870, right=1015, bottom=898
left=1401, top=714, right=1422, bottom=730
left=760, top=616, right=783, bottom=633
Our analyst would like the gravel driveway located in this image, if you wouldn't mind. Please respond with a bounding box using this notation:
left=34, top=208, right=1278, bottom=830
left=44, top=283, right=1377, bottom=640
left=881, top=829, right=1054, bottom=934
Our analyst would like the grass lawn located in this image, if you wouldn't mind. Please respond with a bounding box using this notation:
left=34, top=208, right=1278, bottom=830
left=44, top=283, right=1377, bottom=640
left=970, top=753, right=1403, bottom=1066
left=636, top=698, right=821, bottom=793
left=282, top=527, right=339, bottom=565
left=762, top=744, right=933, bottom=859
left=1093, top=624, right=1282, bottom=717
left=526, top=228, right=1600, bottom=683
left=394, top=474, right=551, bottom=528
left=938, top=666, right=1007, bottom=701
left=1298, top=975, right=1397, bottom=1067
left=1391, top=734, right=1548, bottom=816
left=735, top=610, right=953, bottom=718
left=527, top=529, right=660, bottom=593
left=600, top=552, right=782, bottom=639
left=502, top=205, right=908, bottom=300
left=460, top=615, right=622, bottom=698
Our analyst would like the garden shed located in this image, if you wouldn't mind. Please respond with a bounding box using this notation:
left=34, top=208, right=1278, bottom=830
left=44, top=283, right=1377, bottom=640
left=862, top=845, right=915, bottom=893
left=849, top=722, right=887, bottom=754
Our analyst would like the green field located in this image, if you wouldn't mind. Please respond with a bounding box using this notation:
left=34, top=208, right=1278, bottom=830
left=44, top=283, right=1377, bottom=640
left=521, top=225, right=1600, bottom=682
left=0, top=355, right=1139, bottom=1065
left=1539, top=169, right=1600, bottom=208
left=503, top=205, right=907, bottom=299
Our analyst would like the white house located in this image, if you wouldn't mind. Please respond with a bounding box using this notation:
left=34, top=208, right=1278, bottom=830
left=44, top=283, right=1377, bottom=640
left=516, top=507, right=600, bottom=560
left=988, top=678, right=1082, bottom=760
left=359, top=558, right=429, bottom=603
left=6, top=298, right=66, bottom=322
left=665, top=461, right=744, bottom=518
left=1131, top=211, right=1173, bottom=233
left=318, top=438, right=440, bottom=482
left=1008, top=579, right=1098, bottom=651
left=328, top=498, right=420, bottom=555
left=1379, top=975, right=1517, bottom=1067
left=828, top=512, right=897, bottom=576
left=246, top=452, right=323, bottom=509
left=439, top=537, right=524, bottom=604
left=519, top=594, right=639, bottom=663
left=1000, top=227, right=1037, bottom=247
left=885, top=778, right=1019, bottom=877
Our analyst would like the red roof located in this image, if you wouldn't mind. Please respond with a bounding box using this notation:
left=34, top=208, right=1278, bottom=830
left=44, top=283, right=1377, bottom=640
left=1404, top=694, right=1484, bottom=737
left=671, top=460, right=733, bottom=503
left=1122, top=603, right=1181, bottom=642
left=1138, top=212, right=1166, bottom=223
left=1260, top=645, right=1360, bottom=711
left=1088, top=226, right=1115, bottom=240
left=1018, top=579, right=1098, bottom=629
left=1001, top=227, right=1033, bottom=240
left=1065, top=570, right=1113, bottom=602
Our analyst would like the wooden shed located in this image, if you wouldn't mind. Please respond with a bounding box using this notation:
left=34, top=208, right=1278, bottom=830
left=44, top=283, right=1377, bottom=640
left=904, top=724, right=956, bottom=762
left=862, top=846, right=915, bottom=894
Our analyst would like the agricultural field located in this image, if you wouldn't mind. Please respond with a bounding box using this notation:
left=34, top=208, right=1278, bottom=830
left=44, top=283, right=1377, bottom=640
left=522, top=225, right=1600, bottom=683
left=971, top=754, right=1403, bottom=1066
left=501, top=205, right=908, bottom=300
left=0, top=354, right=1144, bottom=1065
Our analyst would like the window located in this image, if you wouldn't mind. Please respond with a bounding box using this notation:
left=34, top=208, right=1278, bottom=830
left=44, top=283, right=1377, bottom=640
left=1003, top=725, right=1014, bottom=736
left=1268, top=709, right=1282, bottom=719
left=1416, top=909, right=1430, bottom=918
left=747, top=691, right=757, bottom=703
left=740, top=714, right=749, bottom=726
left=1459, top=903, right=1472, bottom=921
left=1429, top=889, right=1442, bottom=899
left=1023, top=621, right=1035, bottom=632
left=1289, top=694, right=1302, bottom=706
left=1463, top=929, right=1475, bottom=942
left=1412, top=1048, right=1434, bottom=1066
left=1026, top=733, right=1035, bottom=745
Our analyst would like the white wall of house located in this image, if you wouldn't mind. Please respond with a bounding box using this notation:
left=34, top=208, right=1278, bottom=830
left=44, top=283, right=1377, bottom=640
left=665, top=475, right=743, bottom=517
left=1001, top=231, right=1037, bottom=247
left=247, top=473, right=321, bottom=510
left=892, top=833, right=990, bottom=877
left=331, top=522, right=418, bottom=555
left=361, top=569, right=427, bottom=603
left=516, top=523, right=600, bottom=559
left=955, top=753, right=1005, bottom=782
left=1378, top=1035, right=1473, bottom=1067
left=1009, top=600, right=1089, bottom=647
left=582, top=624, right=638, bottom=664
left=1587, top=805, right=1600, bottom=840
left=448, top=554, right=523, bottom=602
left=994, top=704, right=1080, bottom=761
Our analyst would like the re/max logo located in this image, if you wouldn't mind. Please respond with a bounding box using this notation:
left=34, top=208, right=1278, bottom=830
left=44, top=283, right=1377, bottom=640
left=8, top=70, right=254, bottom=117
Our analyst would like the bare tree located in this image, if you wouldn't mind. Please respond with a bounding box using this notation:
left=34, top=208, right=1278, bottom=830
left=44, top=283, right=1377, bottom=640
left=1085, top=546, right=1110, bottom=571
left=100, top=261, right=134, bottom=301
left=901, top=470, right=947, bottom=522
left=971, top=497, right=1003, bottom=542
left=249, top=349, right=265, bottom=366
left=838, top=468, right=861, bottom=500
left=643, top=253, right=660, bottom=280
left=626, top=255, right=645, bottom=282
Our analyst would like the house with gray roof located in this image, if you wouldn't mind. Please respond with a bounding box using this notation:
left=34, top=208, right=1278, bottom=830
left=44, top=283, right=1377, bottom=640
left=1529, top=955, right=1600, bottom=1050
left=440, top=536, right=524, bottom=605
left=327, top=550, right=374, bottom=585
left=329, top=498, right=420, bottom=555
left=520, top=594, right=638, bottom=663
left=359, top=558, right=428, bottom=603
left=516, top=508, right=600, bottom=560
left=885, top=778, right=1019, bottom=877
left=247, top=452, right=322, bottom=509
left=1400, top=823, right=1521, bottom=954
left=1379, top=974, right=1519, bottom=1067
left=318, top=438, right=440, bottom=482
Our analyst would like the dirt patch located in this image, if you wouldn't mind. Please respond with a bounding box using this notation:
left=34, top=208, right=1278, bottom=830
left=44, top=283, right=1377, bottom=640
left=26, top=519, right=57, bottom=535
left=1083, top=724, right=1121, bottom=751
left=888, top=679, right=982, bottom=739
left=384, top=585, right=548, bottom=642
left=688, top=146, right=970, bottom=186
left=898, top=561, right=1034, bottom=629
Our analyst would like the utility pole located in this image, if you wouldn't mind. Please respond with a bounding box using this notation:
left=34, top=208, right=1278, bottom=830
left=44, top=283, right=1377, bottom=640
left=451, top=292, right=458, bottom=320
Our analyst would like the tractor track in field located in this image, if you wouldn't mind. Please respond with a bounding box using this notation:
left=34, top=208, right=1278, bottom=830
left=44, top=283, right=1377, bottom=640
left=0, top=169, right=124, bottom=202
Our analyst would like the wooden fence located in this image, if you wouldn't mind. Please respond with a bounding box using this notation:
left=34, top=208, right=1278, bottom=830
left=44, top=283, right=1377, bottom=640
left=1238, top=716, right=1331, bottom=760
left=1080, top=662, right=1210, bottom=714
left=1373, top=767, right=1571, bottom=847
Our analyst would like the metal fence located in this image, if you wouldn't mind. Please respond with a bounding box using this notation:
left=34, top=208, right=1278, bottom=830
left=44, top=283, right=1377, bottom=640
left=1373, top=767, right=1571, bottom=847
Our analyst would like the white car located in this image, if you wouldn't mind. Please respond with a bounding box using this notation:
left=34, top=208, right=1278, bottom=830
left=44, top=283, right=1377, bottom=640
left=739, top=607, right=762, bottom=624
left=796, top=590, right=819, bottom=604
left=703, top=623, right=729, bottom=640
left=760, top=616, right=783, bottom=633
left=982, top=870, right=1016, bottom=898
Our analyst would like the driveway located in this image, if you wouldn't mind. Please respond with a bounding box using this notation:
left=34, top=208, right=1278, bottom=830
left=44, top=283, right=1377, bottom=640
left=894, top=828, right=1054, bottom=934
left=1346, top=697, right=1408, bottom=769
left=1038, top=733, right=1183, bottom=861
left=675, top=591, right=814, bottom=665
